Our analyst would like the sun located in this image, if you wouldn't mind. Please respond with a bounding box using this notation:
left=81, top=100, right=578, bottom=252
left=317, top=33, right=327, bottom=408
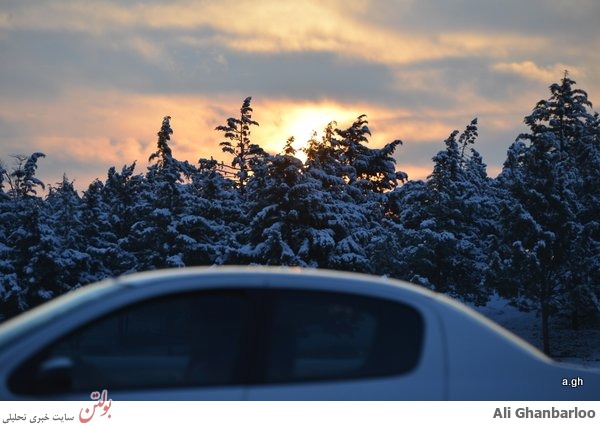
left=255, top=101, right=361, bottom=164
left=278, top=104, right=357, bottom=163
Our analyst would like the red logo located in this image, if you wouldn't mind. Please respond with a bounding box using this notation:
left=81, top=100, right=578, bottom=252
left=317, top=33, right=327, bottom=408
left=79, top=389, right=112, bottom=423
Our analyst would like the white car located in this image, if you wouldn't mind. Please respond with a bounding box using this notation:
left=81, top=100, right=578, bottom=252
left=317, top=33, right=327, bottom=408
left=0, top=267, right=597, bottom=400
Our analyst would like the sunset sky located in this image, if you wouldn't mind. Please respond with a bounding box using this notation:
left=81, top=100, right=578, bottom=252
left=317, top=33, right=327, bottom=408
left=1, top=0, right=599, bottom=191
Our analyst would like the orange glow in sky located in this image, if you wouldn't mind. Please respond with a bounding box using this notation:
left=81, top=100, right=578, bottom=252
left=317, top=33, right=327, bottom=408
left=255, top=102, right=359, bottom=161
left=0, top=1, right=598, bottom=190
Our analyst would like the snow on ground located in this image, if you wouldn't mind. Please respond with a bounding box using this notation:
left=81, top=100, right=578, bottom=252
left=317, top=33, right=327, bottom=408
left=471, top=294, right=600, bottom=370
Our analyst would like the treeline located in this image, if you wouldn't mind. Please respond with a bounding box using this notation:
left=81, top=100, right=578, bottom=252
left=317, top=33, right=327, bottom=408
left=1, top=75, right=599, bottom=355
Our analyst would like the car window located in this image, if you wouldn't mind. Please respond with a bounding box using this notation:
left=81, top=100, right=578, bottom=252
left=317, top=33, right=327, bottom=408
left=9, top=290, right=251, bottom=395
left=262, top=290, right=424, bottom=384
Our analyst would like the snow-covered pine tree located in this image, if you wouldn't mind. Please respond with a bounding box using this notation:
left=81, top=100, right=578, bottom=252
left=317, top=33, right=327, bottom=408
left=126, top=117, right=189, bottom=270
left=4, top=153, right=46, bottom=198
left=334, top=115, right=407, bottom=196
left=0, top=162, right=8, bottom=200
left=556, top=84, right=600, bottom=330
left=167, top=158, right=241, bottom=267
left=43, top=175, right=93, bottom=291
left=96, top=163, right=144, bottom=275
left=495, top=73, right=599, bottom=354
left=216, top=97, right=267, bottom=194
left=192, top=158, right=243, bottom=236
left=1, top=218, right=34, bottom=317
left=325, top=200, right=378, bottom=274
left=0, top=162, right=20, bottom=320
left=303, top=124, right=348, bottom=191
left=0, top=154, right=48, bottom=317
left=303, top=124, right=389, bottom=273
left=388, top=120, right=492, bottom=304
left=385, top=179, right=431, bottom=281
left=239, top=138, right=315, bottom=266
left=148, top=116, right=195, bottom=185
left=80, top=179, right=122, bottom=282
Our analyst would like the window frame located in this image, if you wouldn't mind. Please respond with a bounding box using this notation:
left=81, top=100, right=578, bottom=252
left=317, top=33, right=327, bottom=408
left=8, top=286, right=426, bottom=396
left=252, top=288, right=425, bottom=385
left=9, top=289, right=257, bottom=395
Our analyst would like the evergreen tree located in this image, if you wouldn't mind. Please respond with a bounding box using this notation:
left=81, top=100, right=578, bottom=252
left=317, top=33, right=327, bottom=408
left=0, top=162, right=8, bottom=200
left=304, top=127, right=392, bottom=273
left=169, top=158, right=241, bottom=267
left=80, top=179, right=121, bottom=282
left=0, top=163, right=19, bottom=319
left=126, top=117, right=188, bottom=270
left=496, top=73, right=599, bottom=354
left=43, top=175, right=92, bottom=290
left=8, top=197, right=48, bottom=311
left=216, top=97, right=266, bottom=193
left=96, top=163, right=144, bottom=275
left=240, top=139, right=323, bottom=266
left=0, top=154, right=48, bottom=316
left=389, top=120, right=492, bottom=304
left=334, top=114, right=407, bottom=195
left=148, top=116, right=194, bottom=186
left=3, top=153, right=46, bottom=198
left=303, top=124, right=348, bottom=192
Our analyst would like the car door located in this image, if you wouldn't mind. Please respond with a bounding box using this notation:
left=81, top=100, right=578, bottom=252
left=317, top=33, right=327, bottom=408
left=246, top=289, right=445, bottom=400
left=6, top=289, right=253, bottom=400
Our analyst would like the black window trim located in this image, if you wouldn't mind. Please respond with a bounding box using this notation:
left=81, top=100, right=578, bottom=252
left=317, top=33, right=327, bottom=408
left=9, top=287, right=425, bottom=396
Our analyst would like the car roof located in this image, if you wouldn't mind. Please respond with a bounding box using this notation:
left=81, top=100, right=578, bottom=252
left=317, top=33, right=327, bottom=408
left=113, top=265, right=438, bottom=297
left=0, top=266, right=433, bottom=342
left=0, top=266, right=549, bottom=364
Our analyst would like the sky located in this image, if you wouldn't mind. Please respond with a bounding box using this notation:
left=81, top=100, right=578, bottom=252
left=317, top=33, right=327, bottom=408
left=1, top=0, right=599, bottom=191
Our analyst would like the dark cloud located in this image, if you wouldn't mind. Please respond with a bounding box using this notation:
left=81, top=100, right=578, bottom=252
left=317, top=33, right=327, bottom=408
left=0, top=31, right=153, bottom=98
left=368, top=0, right=600, bottom=39
left=196, top=51, right=398, bottom=102
left=1, top=27, right=400, bottom=105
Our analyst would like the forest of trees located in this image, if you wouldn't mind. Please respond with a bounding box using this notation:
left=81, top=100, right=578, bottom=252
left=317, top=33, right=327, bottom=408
left=1, top=74, right=599, bottom=355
